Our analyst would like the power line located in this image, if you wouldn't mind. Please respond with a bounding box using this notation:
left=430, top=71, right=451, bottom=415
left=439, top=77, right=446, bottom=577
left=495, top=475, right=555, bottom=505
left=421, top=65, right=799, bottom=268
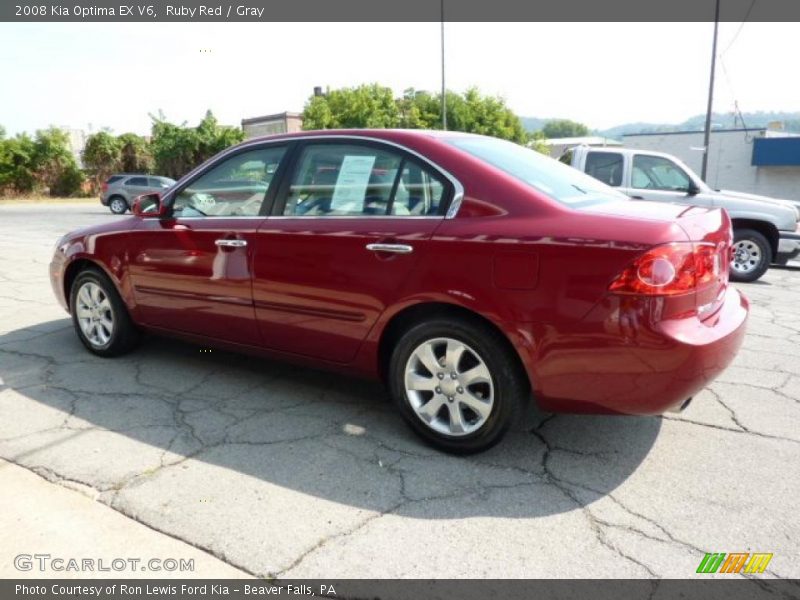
left=720, top=0, right=758, bottom=56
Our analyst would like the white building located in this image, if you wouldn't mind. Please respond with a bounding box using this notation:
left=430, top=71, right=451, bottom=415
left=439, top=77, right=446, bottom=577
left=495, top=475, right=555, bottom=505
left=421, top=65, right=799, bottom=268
left=623, top=127, right=800, bottom=202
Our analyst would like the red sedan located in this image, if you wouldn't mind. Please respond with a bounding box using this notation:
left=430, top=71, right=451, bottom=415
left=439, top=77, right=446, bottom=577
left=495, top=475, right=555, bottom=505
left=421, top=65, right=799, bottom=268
left=49, top=130, right=748, bottom=453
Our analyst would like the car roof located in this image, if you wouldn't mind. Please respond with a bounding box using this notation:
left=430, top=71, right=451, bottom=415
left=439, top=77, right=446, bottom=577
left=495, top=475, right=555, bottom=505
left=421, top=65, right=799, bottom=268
left=112, top=174, right=173, bottom=181
left=244, top=128, right=479, bottom=146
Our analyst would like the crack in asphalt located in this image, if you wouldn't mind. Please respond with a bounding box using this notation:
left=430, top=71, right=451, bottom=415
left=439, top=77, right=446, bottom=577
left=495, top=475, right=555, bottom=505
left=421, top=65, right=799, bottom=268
left=3, top=315, right=800, bottom=578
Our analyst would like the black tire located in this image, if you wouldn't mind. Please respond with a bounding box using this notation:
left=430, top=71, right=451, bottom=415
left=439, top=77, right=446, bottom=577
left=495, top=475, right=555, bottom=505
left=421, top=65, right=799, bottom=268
left=70, top=268, right=140, bottom=357
left=388, top=316, right=527, bottom=454
left=730, top=228, right=772, bottom=283
left=109, top=196, right=128, bottom=215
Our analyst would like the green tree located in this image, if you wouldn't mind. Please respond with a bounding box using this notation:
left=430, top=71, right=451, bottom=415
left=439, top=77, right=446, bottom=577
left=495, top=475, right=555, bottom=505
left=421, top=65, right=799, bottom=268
left=304, top=84, right=528, bottom=143
left=118, top=132, right=153, bottom=173
left=527, top=130, right=549, bottom=155
left=150, top=110, right=243, bottom=179
left=82, top=131, right=122, bottom=189
left=195, top=110, right=244, bottom=159
left=397, top=88, right=440, bottom=129
left=31, top=128, right=84, bottom=196
left=541, top=119, right=590, bottom=139
left=448, top=87, right=528, bottom=143
left=302, top=84, right=400, bottom=130
left=0, top=133, right=37, bottom=194
left=51, top=163, right=85, bottom=196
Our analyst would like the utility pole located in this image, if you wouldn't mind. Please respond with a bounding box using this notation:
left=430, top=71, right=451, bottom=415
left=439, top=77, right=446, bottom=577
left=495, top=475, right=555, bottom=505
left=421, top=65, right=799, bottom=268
left=701, top=0, right=721, bottom=182
left=441, top=0, right=447, bottom=130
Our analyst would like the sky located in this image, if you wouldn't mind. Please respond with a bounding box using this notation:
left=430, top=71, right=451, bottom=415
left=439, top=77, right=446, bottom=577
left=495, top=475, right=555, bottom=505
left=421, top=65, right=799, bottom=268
left=0, top=21, right=798, bottom=136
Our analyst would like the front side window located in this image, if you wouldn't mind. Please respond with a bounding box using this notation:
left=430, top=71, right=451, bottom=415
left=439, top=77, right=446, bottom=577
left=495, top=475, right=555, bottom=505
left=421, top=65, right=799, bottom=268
left=632, top=155, right=691, bottom=191
left=283, top=144, right=403, bottom=216
left=446, top=135, right=627, bottom=209
left=584, top=151, right=624, bottom=187
left=282, top=143, right=448, bottom=217
left=173, top=146, right=286, bottom=217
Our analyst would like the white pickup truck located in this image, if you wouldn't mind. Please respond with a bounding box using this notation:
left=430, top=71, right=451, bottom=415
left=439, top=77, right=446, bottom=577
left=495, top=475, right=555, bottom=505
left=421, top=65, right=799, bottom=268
left=560, top=145, right=800, bottom=282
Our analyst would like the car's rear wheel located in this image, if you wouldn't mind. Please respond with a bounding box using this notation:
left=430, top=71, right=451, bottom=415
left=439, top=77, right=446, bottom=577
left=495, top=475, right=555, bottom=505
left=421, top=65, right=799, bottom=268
left=388, top=317, right=526, bottom=454
left=70, top=268, right=140, bottom=357
left=730, top=228, right=771, bottom=283
left=109, top=196, right=128, bottom=215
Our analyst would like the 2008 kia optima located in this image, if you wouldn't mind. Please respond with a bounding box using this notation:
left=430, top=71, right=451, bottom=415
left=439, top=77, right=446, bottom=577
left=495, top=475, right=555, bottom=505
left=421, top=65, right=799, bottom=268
left=50, top=130, right=748, bottom=453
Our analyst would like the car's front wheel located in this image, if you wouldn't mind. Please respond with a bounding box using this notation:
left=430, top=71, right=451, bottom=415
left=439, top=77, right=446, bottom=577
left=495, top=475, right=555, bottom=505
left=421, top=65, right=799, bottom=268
left=109, top=196, right=128, bottom=215
left=70, top=268, right=140, bottom=357
left=730, top=228, right=772, bottom=282
left=388, top=317, right=527, bottom=454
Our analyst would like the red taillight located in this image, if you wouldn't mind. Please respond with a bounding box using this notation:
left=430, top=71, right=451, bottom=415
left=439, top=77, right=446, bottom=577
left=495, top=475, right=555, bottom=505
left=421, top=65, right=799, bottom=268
left=609, top=242, right=723, bottom=296
left=101, top=182, right=108, bottom=192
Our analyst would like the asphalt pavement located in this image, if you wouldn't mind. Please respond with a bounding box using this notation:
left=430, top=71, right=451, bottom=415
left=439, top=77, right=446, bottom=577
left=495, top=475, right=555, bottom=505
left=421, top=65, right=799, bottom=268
left=1, top=201, right=798, bottom=579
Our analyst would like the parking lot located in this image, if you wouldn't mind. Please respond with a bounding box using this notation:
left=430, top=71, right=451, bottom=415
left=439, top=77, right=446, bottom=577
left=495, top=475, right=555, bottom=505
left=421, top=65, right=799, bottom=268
left=1, top=201, right=799, bottom=579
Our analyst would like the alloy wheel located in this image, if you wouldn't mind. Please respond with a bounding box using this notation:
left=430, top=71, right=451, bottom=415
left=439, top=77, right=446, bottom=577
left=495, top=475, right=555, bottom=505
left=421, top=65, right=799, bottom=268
left=404, top=337, right=494, bottom=436
left=75, top=281, right=114, bottom=347
left=110, top=198, right=127, bottom=214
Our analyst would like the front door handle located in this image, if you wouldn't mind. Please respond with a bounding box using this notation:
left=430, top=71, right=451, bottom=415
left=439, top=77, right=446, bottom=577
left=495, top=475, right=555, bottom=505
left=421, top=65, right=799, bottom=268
left=366, top=243, right=413, bottom=254
left=215, top=239, right=247, bottom=248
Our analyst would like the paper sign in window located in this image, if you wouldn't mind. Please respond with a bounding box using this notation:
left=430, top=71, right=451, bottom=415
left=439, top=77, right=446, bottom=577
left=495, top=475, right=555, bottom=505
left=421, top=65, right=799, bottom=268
left=331, top=155, right=376, bottom=210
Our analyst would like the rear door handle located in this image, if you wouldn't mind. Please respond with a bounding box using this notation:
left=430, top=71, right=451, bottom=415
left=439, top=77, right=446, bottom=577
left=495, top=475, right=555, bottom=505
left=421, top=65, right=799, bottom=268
left=215, top=239, right=247, bottom=248
left=366, top=243, right=413, bottom=254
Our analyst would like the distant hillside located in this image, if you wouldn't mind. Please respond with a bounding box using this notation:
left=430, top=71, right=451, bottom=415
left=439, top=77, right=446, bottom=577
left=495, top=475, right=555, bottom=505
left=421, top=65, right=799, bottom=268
left=519, top=116, right=550, bottom=132
left=522, top=111, right=800, bottom=139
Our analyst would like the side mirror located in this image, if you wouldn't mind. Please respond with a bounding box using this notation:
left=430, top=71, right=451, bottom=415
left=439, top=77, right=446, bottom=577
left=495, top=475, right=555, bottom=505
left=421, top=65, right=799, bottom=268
left=686, top=181, right=700, bottom=196
left=132, top=192, right=166, bottom=218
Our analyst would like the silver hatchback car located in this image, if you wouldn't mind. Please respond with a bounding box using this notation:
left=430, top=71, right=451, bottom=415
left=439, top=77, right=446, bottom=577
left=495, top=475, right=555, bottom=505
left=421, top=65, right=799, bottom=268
left=101, top=174, right=175, bottom=214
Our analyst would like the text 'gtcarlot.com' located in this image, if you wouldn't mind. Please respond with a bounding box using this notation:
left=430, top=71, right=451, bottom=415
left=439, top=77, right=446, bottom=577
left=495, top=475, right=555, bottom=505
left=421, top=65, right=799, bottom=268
left=14, top=553, right=194, bottom=572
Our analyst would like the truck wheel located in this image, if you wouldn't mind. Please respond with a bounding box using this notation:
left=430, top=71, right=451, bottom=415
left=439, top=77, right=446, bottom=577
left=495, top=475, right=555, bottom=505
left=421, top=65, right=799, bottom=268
left=730, top=228, right=771, bottom=283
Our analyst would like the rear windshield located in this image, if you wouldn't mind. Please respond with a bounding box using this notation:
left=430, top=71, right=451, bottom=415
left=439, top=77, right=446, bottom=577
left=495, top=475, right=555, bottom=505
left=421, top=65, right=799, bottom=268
left=446, top=136, right=628, bottom=209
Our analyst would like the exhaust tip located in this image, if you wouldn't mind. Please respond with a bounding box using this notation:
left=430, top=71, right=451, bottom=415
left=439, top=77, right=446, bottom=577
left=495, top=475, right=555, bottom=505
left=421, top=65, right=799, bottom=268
left=668, top=397, right=693, bottom=413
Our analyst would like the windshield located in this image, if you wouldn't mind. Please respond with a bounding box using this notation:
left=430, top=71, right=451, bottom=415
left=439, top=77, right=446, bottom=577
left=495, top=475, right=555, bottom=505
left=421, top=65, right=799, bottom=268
left=446, top=136, right=628, bottom=209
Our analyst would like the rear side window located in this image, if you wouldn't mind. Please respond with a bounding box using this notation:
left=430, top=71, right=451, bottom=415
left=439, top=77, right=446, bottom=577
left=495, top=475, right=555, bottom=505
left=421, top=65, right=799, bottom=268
left=126, top=177, right=148, bottom=186
left=446, top=136, right=627, bottom=208
left=391, top=161, right=446, bottom=216
left=282, top=143, right=447, bottom=217
left=107, top=175, right=125, bottom=184
left=585, top=152, right=624, bottom=187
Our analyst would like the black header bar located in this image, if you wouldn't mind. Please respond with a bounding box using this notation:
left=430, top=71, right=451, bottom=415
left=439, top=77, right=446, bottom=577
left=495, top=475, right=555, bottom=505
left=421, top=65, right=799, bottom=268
left=4, top=0, right=800, bottom=23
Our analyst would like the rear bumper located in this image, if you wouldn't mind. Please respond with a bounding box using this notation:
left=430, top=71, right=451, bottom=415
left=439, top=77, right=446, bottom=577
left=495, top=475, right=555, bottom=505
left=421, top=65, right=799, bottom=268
left=526, top=288, right=749, bottom=415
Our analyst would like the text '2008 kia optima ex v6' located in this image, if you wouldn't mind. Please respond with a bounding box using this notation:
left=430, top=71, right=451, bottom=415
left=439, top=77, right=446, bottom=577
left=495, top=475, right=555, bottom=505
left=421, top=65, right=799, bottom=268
left=50, top=130, right=748, bottom=453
